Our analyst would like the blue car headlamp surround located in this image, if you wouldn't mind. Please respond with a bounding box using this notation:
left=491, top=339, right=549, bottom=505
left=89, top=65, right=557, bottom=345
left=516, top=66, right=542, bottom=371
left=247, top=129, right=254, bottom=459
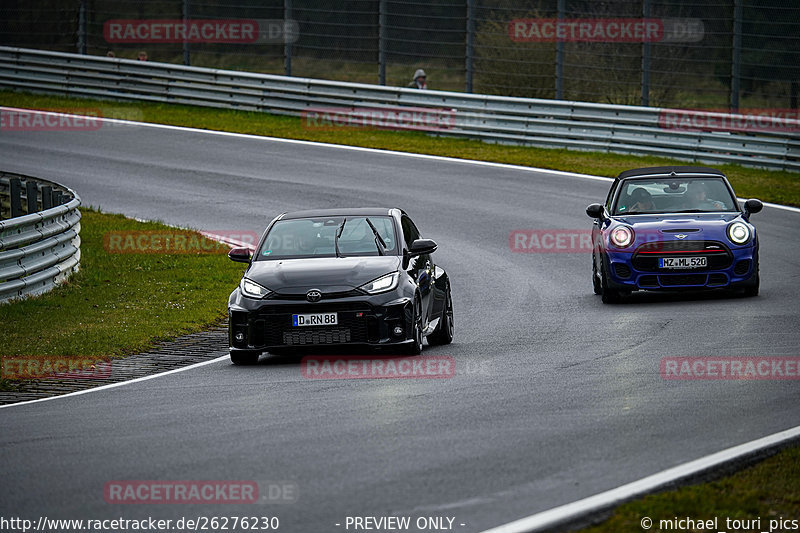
left=727, top=222, right=751, bottom=245
left=610, top=225, right=634, bottom=248
left=359, top=272, right=399, bottom=294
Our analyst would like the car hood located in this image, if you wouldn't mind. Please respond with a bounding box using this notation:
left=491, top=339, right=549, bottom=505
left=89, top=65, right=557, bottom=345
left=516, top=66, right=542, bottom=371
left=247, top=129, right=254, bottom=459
left=613, top=212, right=744, bottom=236
left=246, top=256, right=402, bottom=294
left=606, top=212, right=754, bottom=250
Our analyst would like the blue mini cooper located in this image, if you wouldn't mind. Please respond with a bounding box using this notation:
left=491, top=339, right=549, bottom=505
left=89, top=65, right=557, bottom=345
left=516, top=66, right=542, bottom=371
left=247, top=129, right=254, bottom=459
left=586, top=166, right=762, bottom=303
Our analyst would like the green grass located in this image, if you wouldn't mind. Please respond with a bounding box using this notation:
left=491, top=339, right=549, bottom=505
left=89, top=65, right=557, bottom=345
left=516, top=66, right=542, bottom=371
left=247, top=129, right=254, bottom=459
left=2, top=90, right=798, bottom=207
left=579, top=445, right=800, bottom=532
left=0, top=209, right=244, bottom=388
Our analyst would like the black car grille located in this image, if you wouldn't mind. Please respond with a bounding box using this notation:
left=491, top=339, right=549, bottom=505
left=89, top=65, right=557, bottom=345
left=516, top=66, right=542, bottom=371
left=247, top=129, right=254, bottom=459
left=639, top=275, right=659, bottom=288
left=614, top=263, right=632, bottom=278
left=659, top=274, right=707, bottom=286
left=283, top=328, right=352, bottom=345
left=632, top=240, right=732, bottom=271
left=734, top=259, right=752, bottom=276
left=708, top=274, right=728, bottom=286
left=252, top=303, right=372, bottom=347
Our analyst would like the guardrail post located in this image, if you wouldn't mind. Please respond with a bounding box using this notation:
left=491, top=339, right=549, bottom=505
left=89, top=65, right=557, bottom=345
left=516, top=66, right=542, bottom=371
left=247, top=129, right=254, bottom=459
left=378, top=0, right=386, bottom=85
left=730, top=0, right=743, bottom=112
left=284, top=0, right=293, bottom=76
left=465, top=0, right=475, bottom=93
left=25, top=181, right=38, bottom=214
left=182, top=0, right=191, bottom=66
left=10, top=178, right=23, bottom=218
left=77, top=0, right=87, bottom=55
left=41, top=186, right=53, bottom=210
left=555, top=0, right=565, bottom=99
left=641, top=0, right=651, bottom=106
left=52, top=190, right=63, bottom=206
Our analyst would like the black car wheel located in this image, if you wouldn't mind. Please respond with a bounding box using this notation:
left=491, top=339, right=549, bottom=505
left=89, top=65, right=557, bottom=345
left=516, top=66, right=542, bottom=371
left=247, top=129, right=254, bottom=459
left=600, top=260, right=621, bottom=304
left=428, top=284, right=454, bottom=345
left=592, top=252, right=602, bottom=295
left=743, top=269, right=760, bottom=297
left=404, top=297, right=424, bottom=355
left=230, top=350, right=260, bottom=365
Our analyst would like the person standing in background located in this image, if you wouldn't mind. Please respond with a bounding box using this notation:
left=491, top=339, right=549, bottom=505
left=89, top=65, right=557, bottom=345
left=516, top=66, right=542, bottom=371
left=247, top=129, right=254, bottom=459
left=408, top=69, right=427, bottom=89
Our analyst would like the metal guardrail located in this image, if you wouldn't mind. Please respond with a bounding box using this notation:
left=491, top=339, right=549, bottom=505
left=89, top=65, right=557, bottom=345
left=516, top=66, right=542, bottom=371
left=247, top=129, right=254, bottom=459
left=0, top=46, right=798, bottom=171
left=0, top=172, right=81, bottom=304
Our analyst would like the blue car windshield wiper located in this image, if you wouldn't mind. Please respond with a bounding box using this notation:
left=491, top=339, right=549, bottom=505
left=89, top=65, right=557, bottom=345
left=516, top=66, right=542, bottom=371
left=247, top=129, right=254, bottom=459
left=334, top=218, right=346, bottom=258
left=365, top=217, right=386, bottom=256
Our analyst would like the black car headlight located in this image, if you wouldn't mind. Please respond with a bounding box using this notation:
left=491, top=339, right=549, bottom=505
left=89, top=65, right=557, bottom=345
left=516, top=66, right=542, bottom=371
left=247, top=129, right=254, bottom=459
left=359, top=272, right=399, bottom=294
left=727, top=222, right=751, bottom=244
left=240, top=278, right=271, bottom=299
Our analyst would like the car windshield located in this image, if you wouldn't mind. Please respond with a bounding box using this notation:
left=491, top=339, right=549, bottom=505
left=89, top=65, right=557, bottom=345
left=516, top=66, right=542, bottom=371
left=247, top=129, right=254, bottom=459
left=255, top=216, right=396, bottom=260
left=613, top=177, right=738, bottom=215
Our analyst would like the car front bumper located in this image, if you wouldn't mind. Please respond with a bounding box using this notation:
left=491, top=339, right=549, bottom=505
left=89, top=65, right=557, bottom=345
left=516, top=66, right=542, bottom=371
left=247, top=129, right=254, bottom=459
left=603, top=244, right=758, bottom=291
left=228, top=290, right=415, bottom=352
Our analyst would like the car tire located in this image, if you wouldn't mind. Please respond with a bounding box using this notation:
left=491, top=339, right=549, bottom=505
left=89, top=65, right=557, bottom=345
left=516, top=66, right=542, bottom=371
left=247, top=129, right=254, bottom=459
left=428, top=285, right=454, bottom=346
left=600, top=260, right=622, bottom=304
left=742, top=270, right=760, bottom=297
left=404, top=297, right=424, bottom=355
left=592, top=253, right=602, bottom=295
left=230, top=350, right=260, bottom=365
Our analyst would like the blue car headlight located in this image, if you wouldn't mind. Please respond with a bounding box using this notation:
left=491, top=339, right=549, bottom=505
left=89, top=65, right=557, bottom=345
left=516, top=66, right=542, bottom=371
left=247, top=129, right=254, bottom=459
left=727, top=222, right=751, bottom=245
left=609, top=226, right=634, bottom=248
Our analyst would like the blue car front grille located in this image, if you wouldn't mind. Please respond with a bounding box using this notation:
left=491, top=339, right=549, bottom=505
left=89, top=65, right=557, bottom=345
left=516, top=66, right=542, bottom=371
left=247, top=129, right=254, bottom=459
left=632, top=240, right=732, bottom=271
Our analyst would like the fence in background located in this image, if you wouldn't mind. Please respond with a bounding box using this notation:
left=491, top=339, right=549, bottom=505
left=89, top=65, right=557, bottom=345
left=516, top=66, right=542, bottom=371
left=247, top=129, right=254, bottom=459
left=0, top=0, right=798, bottom=111
left=0, top=172, right=82, bottom=304
left=0, top=47, right=797, bottom=171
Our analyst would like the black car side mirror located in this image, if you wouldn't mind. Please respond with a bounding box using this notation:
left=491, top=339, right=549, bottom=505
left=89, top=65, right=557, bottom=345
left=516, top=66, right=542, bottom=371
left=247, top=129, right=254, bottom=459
left=228, top=247, right=252, bottom=263
left=408, top=238, right=437, bottom=257
left=744, top=199, right=763, bottom=217
left=586, top=203, right=605, bottom=219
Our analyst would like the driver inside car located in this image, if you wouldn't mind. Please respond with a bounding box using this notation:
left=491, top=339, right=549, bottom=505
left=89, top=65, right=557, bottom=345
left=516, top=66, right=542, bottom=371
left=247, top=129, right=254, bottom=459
left=627, top=187, right=655, bottom=213
left=686, top=182, right=724, bottom=210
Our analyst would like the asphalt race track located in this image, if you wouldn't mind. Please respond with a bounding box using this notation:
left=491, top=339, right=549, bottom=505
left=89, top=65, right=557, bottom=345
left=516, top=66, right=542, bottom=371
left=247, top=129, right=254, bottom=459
left=1, top=121, right=799, bottom=532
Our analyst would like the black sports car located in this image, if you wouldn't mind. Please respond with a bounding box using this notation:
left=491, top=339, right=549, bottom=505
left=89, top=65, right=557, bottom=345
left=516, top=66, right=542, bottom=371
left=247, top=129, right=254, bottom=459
left=226, top=208, right=453, bottom=364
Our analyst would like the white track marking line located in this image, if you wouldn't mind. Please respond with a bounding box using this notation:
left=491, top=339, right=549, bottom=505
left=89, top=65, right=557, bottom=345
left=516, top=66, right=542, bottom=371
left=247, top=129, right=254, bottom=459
left=480, top=424, right=800, bottom=532
left=0, top=355, right=229, bottom=410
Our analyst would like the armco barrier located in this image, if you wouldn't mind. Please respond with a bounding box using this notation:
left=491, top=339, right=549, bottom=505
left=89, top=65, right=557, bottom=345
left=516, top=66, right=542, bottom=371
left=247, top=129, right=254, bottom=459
left=0, top=46, right=797, bottom=171
left=0, top=172, right=81, bottom=304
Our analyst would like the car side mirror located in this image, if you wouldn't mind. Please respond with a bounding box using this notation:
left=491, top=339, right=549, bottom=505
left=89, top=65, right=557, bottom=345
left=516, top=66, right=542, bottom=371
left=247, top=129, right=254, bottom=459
left=744, top=199, right=762, bottom=217
left=408, top=238, right=437, bottom=257
left=586, top=203, right=605, bottom=219
left=228, top=247, right=252, bottom=263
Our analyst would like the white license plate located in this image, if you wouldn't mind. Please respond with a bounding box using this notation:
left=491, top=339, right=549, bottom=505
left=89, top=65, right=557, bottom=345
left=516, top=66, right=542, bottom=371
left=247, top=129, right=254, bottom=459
left=659, top=256, right=707, bottom=269
left=292, top=313, right=338, bottom=327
